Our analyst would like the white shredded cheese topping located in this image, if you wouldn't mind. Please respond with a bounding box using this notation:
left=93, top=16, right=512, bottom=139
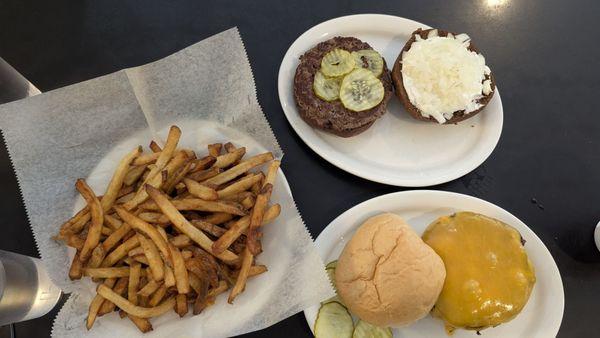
left=401, top=34, right=489, bottom=123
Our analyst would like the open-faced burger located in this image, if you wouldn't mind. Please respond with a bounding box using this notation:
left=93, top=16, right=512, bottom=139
left=293, top=37, right=393, bottom=137
left=392, top=29, right=495, bottom=124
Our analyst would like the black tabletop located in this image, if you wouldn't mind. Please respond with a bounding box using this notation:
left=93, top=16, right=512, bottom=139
left=1, top=0, right=599, bottom=337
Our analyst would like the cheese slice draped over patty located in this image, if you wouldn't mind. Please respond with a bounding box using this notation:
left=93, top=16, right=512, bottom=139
left=402, top=34, right=491, bottom=123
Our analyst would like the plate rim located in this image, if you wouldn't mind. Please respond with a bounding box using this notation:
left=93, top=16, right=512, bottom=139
left=302, top=190, right=564, bottom=337
left=277, top=14, right=504, bottom=187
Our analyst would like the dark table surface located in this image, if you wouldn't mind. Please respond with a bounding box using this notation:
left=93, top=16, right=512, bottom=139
left=1, top=0, right=599, bottom=337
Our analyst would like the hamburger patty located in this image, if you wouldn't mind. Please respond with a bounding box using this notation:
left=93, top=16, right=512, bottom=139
left=293, top=37, right=394, bottom=137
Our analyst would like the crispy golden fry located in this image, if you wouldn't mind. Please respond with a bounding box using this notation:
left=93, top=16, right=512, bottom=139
left=128, top=262, right=142, bottom=306
left=149, top=140, right=162, bottom=153
left=238, top=265, right=268, bottom=278
left=128, top=316, right=153, bottom=333
left=133, top=152, right=160, bottom=166
left=84, top=267, right=131, bottom=278
left=115, top=192, right=135, bottom=204
left=130, top=255, right=149, bottom=265
left=87, top=278, right=116, bottom=330
left=97, top=284, right=176, bottom=318
left=102, top=147, right=142, bottom=212
left=114, top=206, right=170, bottom=261
left=207, top=143, right=222, bottom=157
left=101, top=223, right=132, bottom=252
left=104, top=213, right=123, bottom=230
left=138, top=212, right=170, bottom=225
left=247, top=184, right=273, bottom=255
left=164, top=265, right=176, bottom=288
left=137, top=279, right=162, bottom=297
left=183, top=178, right=218, bottom=201
left=117, top=184, right=135, bottom=198
left=217, top=173, right=264, bottom=199
left=101, top=226, right=112, bottom=236
left=101, top=235, right=139, bottom=267
left=58, top=206, right=90, bottom=238
left=205, top=152, right=274, bottom=186
left=140, top=198, right=246, bottom=216
left=175, top=294, right=188, bottom=317
left=185, top=258, right=218, bottom=288
left=190, top=220, right=227, bottom=238
left=123, top=169, right=163, bottom=210
left=124, top=165, right=147, bottom=186
left=164, top=161, right=194, bottom=194
left=168, top=243, right=190, bottom=294
left=188, top=167, right=221, bottom=182
left=77, top=179, right=104, bottom=262
left=143, top=126, right=181, bottom=182
left=208, top=280, right=229, bottom=299
left=220, top=191, right=254, bottom=203
left=137, top=234, right=164, bottom=281
left=149, top=284, right=168, bottom=307
left=212, top=204, right=280, bottom=255
left=170, top=234, right=192, bottom=248
left=228, top=248, right=253, bottom=304
left=146, top=185, right=238, bottom=265
left=223, top=142, right=236, bottom=153
left=87, top=245, right=106, bottom=269
left=99, top=276, right=128, bottom=316
left=201, top=212, right=234, bottom=225
left=213, top=147, right=246, bottom=169
left=264, top=160, right=281, bottom=187
left=189, top=155, right=217, bottom=173
left=240, top=195, right=255, bottom=210
left=66, top=235, right=85, bottom=250
left=128, top=246, right=145, bottom=257
left=69, top=251, right=83, bottom=280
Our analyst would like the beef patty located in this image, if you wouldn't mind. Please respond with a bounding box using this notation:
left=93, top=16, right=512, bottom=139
left=293, top=37, right=393, bottom=137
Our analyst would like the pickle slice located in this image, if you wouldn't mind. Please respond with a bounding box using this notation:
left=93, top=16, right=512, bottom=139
left=321, top=49, right=355, bottom=77
left=313, top=71, right=341, bottom=101
left=352, top=320, right=392, bottom=338
left=339, top=68, right=385, bottom=112
left=314, top=301, right=354, bottom=338
left=351, top=50, right=384, bottom=77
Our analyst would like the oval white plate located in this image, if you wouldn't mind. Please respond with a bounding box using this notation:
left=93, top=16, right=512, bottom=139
left=303, top=190, right=563, bottom=338
left=278, top=14, right=503, bottom=187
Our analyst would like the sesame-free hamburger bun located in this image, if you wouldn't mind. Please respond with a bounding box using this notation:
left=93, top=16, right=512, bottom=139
left=335, top=213, right=446, bottom=327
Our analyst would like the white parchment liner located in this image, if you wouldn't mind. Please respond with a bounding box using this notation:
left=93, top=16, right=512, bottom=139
left=0, top=28, right=334, bottom=337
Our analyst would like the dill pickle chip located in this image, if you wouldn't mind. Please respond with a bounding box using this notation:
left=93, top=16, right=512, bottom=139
left=352, top=320, right=392, bottom=338
left=313, top=71, right=342, bottom=101
left=321, top=49, right=355, bottom=77
left=339, top=68, right=384, bottom=112
left=351, top=49, right=384, bottom=77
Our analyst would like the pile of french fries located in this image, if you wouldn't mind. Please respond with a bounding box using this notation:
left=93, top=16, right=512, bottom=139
left=55, top=126, right=281, bottom=332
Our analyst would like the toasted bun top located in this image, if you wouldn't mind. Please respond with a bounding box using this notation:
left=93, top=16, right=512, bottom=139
left=335, top=213, right=446, bottom=327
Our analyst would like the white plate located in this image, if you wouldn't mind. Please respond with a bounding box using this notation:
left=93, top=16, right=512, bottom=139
left=303, top=190, right=564, bottom=338
left=278, top=14, right=503, bottom=187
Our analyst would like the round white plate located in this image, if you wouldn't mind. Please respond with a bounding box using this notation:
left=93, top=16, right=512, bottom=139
left=304, top=190, right=563, bottom=338
left=278, top=14, right=503, bottom=187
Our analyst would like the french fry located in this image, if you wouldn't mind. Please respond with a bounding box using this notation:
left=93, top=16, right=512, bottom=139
left=69, top=251, right=83, bottom=280
left=101, top=223, right=132, bottom=252
left=264, top=160, right=281, bottom=187
left=87, top=278, right=116, bottom=330
left=183, top=178, right=218, bottom=201
left=164, top=265, right=176, bottom=288
left=207, top=143, right=222, bottom=157
left=145, top=185, right=238, bottom=265
left=114, top=206, right=171, bottom=261
left=138, top=212, right=170, bottom=225
left=117, top=185, right=135, bottom=198
left=58, top=206, right=89, bottom=238
left=101, top=236, right=139, bottom=267
left=104, top=213, right=123, bottom=230
left=246, top=184, right=273, bottom=255
left=181, top=250, right=193, bottom=260
left=137, top=279, right=162, bottom=297
left=87, top=245, right=106, bottom=269
left=128, top=262, right=142, bottom=307
left=137, top=234, right=164, bottom=281
left=189, top=155, right=217, bottom=173
left=140, top=198, right=246, bottom=216
left=190, top=220, right=227, bottom=238
left=124, top=165, right=147, bottom=186
left=185, top=257, right=218, bottom=288
left=240, top=195, right=255, bottom=210
left=149, top=284, right=168, bottom=307
left=77, top=179, right=104, bottom=262
left=205, top=152, right=274, bottom=186
left=170, top=234, right=192, bottom=248
left=66, top=235, right=85, bottom=250
left=128, top=316, right=153, bottom=333
left=98, top=276, right=128, bottom=316
left=201, top=212, right=234, bottom=225
left=208, top=280, right=229, bottom=299
left=228, top=248, right=253, bottom=304
left=122, top=169, right=163, bottom=211
left=187, top=167, right=221, bottom=183
left=213, top=147, right=246, bottom=169
left=143, top=126, right=181, bottom=183
left=97, top=284, right=176, bottom=318
left=168, top=243, right=190, bottom=294
left=223, top=142, right=236, bottom=153
left=84, top=267, right=131, bottom=278
left=101, top=226, right=113, bottom=236
left=102, top=146, right=142, bottom=212
left=128, top=246, right=145, bottom=257
left=164, top=161, right=194, bottom=194
left=149, top=140, right=162, bottom=153
left=133, top=152, right=160, bottom=166
left=217, top=173, right=264, bottom=199
left=212, top=204, right=280, bottom=255
left=130, top=255, right=149, bottom=265
left=175, top=294, right=188, bottom=317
